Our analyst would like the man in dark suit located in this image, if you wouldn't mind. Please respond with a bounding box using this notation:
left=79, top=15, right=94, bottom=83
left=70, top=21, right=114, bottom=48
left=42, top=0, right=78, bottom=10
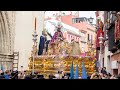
left=38, top=31, right=47, bottom=55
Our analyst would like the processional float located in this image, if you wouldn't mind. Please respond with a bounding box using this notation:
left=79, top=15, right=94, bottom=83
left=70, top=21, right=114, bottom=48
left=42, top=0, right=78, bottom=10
left=27, top=17, right=96, bottom=78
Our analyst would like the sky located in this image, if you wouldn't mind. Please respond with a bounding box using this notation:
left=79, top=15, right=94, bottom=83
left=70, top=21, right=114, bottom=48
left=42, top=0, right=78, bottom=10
left=45, top=11, right=96, bottom=24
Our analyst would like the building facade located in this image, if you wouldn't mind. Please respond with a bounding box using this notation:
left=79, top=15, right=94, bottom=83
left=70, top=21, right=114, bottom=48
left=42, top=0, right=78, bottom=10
left=44, top=19, right=81, bottom=43
left=96, top=11, right=120, bottom=75
left=95, top=11, right=113, bottom=73
left=0, top=11, right=16, bottom=70
left=106, top=11, right=120, bottom=75
left=60, top=15, right=96, bottom=53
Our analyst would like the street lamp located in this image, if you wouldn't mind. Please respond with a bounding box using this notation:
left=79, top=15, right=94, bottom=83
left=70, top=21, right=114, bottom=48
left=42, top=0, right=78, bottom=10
left=88, top=17, right=94, bottom=24
left=98, top=33, right=104, bottom=71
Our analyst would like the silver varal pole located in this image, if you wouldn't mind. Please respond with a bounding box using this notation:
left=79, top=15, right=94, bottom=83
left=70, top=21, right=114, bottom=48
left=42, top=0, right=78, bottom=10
left=32, top=31, right=38, bottom=75
left=99, top=43, right=102, bottom=72
left=100, top=42, right=102, bottom=68
left=98, top=33, right=103, bottom=72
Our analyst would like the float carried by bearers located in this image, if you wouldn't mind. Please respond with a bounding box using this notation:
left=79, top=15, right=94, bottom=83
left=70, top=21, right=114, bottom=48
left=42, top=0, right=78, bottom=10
left=28, top=23, right=96, bottom=78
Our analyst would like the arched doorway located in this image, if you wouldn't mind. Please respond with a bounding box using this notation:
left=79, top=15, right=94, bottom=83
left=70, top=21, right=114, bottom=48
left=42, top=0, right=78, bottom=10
left=0, top=11, right=14, bottom=70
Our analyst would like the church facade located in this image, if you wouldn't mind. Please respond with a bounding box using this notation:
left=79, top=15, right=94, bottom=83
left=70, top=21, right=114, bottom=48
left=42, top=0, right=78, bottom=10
left=0, top=11, right=16, bottom=70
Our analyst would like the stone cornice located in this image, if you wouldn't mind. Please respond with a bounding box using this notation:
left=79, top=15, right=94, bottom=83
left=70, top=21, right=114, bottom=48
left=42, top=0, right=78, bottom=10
left=87, top=27, right=96, bottom=32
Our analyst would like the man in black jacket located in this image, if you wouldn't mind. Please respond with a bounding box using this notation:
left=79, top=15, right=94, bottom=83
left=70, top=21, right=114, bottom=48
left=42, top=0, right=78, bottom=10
left=101, top=67, right=107, bottom=75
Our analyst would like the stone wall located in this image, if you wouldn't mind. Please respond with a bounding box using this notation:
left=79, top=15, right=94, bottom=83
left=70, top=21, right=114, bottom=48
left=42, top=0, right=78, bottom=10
left=0, top=11, right=16, bottom=70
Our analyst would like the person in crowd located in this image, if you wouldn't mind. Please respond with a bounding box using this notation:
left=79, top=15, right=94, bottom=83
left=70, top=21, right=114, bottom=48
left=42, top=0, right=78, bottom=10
left=25, top=75, right=32, bottom=79
left=87, top=76, right=91, bottom=79
left=90, top=72, right=102, bottom=79
left=102, top=74, right=108, bottom=79
left=62, top=76, right=64, bottom=79
left=1, top=72, right=4, bottom=75
left=18, top=71, right=25, bottom=79
left=107, top=73, right=112, bottom=79
left=4, top=70, right=10, bottom=79
left=49, top=74, right=53, bottom=79
left=101, top=67, right=107, bottom=75
left=55, top=73, right=60, bottom=79
left=10, top=71, right=18, bottom=79
left=0, top=75, right=4, bottom=79
left=0, top=70, right=4, bottom=79
left=18, top=71, right=22, bottom=79
left=0, top=70, right=2, bottom=75
left=116, top=73, right=120, bottom=79
left=37, top=75, right=45, bottom=79
left=78, top=77, right=82, bottom=79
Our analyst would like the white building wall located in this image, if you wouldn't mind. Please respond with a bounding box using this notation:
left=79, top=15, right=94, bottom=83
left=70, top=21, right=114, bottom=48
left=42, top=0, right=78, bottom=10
left=104, top=44, right=111, bottom=73
left=14, top=11, right=45, bottom=71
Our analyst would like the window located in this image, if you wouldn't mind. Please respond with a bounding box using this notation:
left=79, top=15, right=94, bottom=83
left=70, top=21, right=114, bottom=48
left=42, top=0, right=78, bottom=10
left=81, top=43, right=85, bottom=52
left=76, top=37, right=77, bottom=41
left=72, top=18, right=84, bottom=23
left=88, top=34, right=90, bottom=41
left=81, top=47, right=84, bottom=52
left=91, top=35, right=93, bottom=44
left=78, top=19, right=81, bottom=23
left=97, top=19, right=100, bottom=26
left=102, top=58, right=104, bottom=68
left=107, top=11, right=110, bottom=28
left=73, top=36, right=75, bottom=40
left=72, top=18, right=76, bottom=23
left=78, top=37, right=79, bottom=41
left=75, top=18, right=78, bottom=23
left=110, top=11, right=113, bottom=24
left=77, top=18, right=81, bottom=23
left=68, top=34, right=70, bottom=40
left=81, top=32, right=85, bottom=37
left=71, top=36, right=72, bottom=40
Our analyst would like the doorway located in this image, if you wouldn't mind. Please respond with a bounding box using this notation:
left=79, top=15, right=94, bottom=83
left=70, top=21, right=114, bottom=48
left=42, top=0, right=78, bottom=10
left=113, top=69, right=118, bottom=76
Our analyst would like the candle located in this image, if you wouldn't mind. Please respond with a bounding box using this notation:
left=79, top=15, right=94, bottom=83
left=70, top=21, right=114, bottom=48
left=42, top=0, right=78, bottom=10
left=34, top=17, right=36, bottom=30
